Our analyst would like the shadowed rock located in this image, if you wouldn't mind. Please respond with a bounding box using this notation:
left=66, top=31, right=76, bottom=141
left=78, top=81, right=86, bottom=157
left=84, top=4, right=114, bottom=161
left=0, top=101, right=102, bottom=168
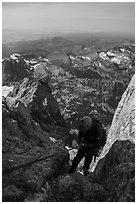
left=2, top=77, right=70, bottom=201
left=47, top=173, right=108, bottom=202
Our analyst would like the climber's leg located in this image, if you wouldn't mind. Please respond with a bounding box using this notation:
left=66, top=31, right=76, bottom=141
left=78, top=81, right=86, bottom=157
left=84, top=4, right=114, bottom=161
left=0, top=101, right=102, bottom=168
left=83, top=155, right=93, bottom=176
left=68, top=147, right=86, bottom=173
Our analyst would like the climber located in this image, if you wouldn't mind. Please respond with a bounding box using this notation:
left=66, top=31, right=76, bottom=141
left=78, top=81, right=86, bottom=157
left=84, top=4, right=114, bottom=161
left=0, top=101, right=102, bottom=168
left=68, top=116, right=106, bottom=176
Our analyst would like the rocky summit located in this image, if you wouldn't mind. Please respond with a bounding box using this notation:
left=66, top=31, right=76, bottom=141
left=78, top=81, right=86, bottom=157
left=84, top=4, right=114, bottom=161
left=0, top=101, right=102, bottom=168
left=2, top=39, right=135, bottom=201
left=2, top=53, right=31, bottom=85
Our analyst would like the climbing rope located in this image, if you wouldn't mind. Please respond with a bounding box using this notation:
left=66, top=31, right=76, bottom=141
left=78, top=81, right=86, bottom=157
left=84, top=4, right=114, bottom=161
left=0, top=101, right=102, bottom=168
left=2, top=146, right=80, bottom=175
left=3, top=145, right=99, bottom=175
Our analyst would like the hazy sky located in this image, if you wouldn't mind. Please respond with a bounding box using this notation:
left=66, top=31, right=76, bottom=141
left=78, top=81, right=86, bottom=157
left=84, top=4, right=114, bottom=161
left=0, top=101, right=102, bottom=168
left=2, top=2, right=135, bottom=35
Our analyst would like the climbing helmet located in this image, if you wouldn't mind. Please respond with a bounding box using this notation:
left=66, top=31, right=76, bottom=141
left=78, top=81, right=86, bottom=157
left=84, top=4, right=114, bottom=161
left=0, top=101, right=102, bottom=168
left=79, top=116, right=93, bottom=133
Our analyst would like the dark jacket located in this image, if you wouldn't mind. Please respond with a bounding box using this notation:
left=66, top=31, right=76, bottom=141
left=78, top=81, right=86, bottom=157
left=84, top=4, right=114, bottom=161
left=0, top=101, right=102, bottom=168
left=78, top=117, right=100, bottom=149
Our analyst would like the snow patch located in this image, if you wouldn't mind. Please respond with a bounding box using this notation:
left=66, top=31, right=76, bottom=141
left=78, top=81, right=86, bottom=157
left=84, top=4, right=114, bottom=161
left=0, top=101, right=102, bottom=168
left=50, top=137, right=57, bottom=143
left=107, top=51, right=116, bottom=57
left=99, top=52, right=107, bottom=59
left=43, top=98, right=47, bottom=106
left=111, top=57, right=121, bottom=64
left=10, top=53, right=21, bottom=60
left=69, top=55, right=75, bottom=60
left=24, top=59, right=30, bottom=65
left=120, top=48, right=125, bottom=52
left=79, top=56, right=91, bottom=60
left=2, top=86, right=14, bottom=97
left=30, top=59, right=38, bottom=64
left=33, top=63, right=41, bottom=70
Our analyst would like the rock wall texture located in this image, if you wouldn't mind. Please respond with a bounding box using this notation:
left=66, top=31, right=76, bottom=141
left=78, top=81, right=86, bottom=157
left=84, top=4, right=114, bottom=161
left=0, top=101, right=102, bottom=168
left=93, top=75, right=135, bottom=201
left=94, top=140, right=135, bottom=201
left=100, top=74, right=135, bottom=158
left=109, top=74, right=135, bottom=142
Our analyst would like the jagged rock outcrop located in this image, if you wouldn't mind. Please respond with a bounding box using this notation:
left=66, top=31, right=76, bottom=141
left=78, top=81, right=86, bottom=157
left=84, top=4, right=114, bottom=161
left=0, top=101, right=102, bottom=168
left=93, top=75, right=135, bottom=201
left=7, top=77, right=70, bottom=144
left=98, top=74, right=135, bottom=158
left=2, top=77, right=70, bottom=201
left=107, top=74, right=135, bottom=143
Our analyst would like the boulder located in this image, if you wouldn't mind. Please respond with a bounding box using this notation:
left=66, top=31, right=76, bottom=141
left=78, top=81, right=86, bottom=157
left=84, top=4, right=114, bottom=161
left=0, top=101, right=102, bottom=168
left=2, top=185, right=26, bottom=202
left=48, top=173, right=108, bottom=202
left=94, top=140, right=134, bottom=200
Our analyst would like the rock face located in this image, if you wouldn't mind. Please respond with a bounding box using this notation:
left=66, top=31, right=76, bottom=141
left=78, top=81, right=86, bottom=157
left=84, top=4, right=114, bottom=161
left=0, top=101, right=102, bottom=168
left=98, top=74, right=135, bottom=158
left=107, top=75, right=135, bottom=143
left=94, top=140, right=135, bottom=201
left=93, top=75, right=135, bottom=201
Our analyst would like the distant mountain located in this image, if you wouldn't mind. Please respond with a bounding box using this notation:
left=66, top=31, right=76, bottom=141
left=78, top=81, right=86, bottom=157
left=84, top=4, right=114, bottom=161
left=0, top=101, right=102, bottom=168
left=3, top=33, right=134, bottom=59
left=2, top=53, right=31, bottom=85
left=2, top=37, right=74, bottom=58
left=61, top=32, right=135, bottom=48
left=2, top=44, right=11, bottom=58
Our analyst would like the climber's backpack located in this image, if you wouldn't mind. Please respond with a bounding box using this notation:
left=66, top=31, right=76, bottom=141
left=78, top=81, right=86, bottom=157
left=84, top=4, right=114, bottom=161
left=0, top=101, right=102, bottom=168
left=95, top=119, right=107, bottom=149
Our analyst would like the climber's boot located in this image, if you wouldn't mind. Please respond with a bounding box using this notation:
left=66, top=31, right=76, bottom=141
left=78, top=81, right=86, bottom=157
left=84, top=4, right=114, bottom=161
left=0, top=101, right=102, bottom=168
left=83, top=168, right=89, bottom=176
